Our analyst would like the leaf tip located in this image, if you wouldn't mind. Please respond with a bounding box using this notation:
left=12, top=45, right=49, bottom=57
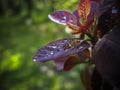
left=48, top=14, right=53, bottom=21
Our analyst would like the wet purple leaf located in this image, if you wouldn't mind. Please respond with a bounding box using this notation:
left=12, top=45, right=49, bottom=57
left=33, top=38, right=90, bottom=63
left=48, top=10, right=78, bottom=26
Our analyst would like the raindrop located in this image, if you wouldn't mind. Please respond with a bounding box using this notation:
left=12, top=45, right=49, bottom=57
left=52, top=46, right=57, bottom=49
left=58, top=48, right=63, bottom=51
left=46, top=53, right=49, bottom=56
left=61, top=43, right=64, bottom=45
left=50, top=51, right=54, bottom=55
left=79, top=46, right=83, bottom=49
left=60, top=16, right=67, bottom=23
left=61, top=20, right=66, bottom=23
left=63, top=16, right=67, bottom=20
left=43, top=54, right=49, bottom=59
left=33, top=59, right=37, bottom=62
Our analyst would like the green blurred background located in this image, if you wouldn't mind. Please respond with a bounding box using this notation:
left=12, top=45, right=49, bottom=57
left=0, top=0, right=85, bottom=90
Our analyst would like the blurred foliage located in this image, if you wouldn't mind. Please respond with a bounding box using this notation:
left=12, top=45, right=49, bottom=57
left=0, top=0, right=87, bottom=90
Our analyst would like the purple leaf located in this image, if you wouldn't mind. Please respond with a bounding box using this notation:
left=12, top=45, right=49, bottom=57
left=88, top=1, right=98, bottom=19
left=48, top=10, right=78, bottom=26
left=73, top=10, right=81, bottom=27
left=33, top=38, right=90, bottom=63
left=73, top=10, right=79, bottom=19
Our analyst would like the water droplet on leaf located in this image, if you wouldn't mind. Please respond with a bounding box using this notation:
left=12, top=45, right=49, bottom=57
left=33, top=59, right=37, bottom=62
left=79, top=46, right=83, bottom=49
left=50, top=51, right=54, bottom=55
left=52, top=46, right=57, bottom=49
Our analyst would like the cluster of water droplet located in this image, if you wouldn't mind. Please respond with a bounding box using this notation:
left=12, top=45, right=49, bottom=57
left=33, top=38, right=89, bottom=63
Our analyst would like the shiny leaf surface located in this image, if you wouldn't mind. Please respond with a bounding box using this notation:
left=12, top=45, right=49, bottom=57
left=48, top=10, right=78, bottom=26
left=33, top=38, right=90, bottom=62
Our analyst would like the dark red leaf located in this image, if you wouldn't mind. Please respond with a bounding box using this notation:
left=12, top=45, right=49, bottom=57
left=54, top=48, right=90, bottom=71
left=63, top=54, right=81, bottom=71
left=54, top=52, right=89, bottom=71
left=67, top=23, right=80, bottom=31
left=63, top=53, right=88, bottom=71
left=78, top=0, right=91, bottom=19
left=33, top=38, right=90, bottom=62
left=72, top=1, right=98, bottom=34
